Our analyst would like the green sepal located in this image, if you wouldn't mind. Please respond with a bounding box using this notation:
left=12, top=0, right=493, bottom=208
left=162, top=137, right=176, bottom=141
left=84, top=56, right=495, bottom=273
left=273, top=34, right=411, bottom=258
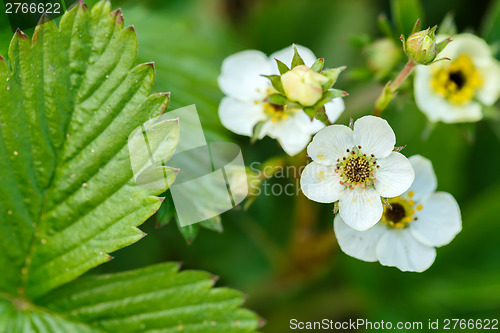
left=400, top=34, right=407, bottom=53
left=275, top=58, right=290, bottom=74
left=251, top=120, right=267, bottom=143
left=436, top=38, right=452, bottom=54
left=291, top=44, right=305, bottom=68
left=303, top=106, right=329, bottom=125
left=303, top=107, right=316, bottom=120
left=262, top=74, right=284, bottom=94
left=313, top=89, right=348, bottom=110
left=310, top=58, right=324, bottom=72
left=411, top=18, right=422, bottom=35
left=267, top=93, right=287, bottom=105
left=321, top=66, right=346, bottom=90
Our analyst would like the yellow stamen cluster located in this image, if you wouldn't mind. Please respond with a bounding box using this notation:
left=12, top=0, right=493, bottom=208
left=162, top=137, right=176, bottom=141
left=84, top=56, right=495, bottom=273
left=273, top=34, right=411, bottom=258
left=382, top=191, right=423, bottom=229
left=257, top=88, right=300, bottom=123
left=263, top=102, right=290, bottom=122
left=335, top=146, right=379, bottom=189
left=431, top=54, right=483, bottom=104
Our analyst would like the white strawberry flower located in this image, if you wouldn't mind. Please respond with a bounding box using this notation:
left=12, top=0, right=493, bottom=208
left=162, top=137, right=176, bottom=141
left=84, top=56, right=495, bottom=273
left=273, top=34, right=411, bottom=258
left=300, top=116, right=414, bottom=231
left=218, top=45, right=345, bottom=156
left=334, top=155, right=462, bottom=272
left=414, top=33, right=500, bottom=123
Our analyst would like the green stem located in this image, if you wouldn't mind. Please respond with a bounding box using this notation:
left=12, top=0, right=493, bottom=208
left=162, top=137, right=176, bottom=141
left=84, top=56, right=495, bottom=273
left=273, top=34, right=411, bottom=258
left=374, top=59, right=416, bottom=116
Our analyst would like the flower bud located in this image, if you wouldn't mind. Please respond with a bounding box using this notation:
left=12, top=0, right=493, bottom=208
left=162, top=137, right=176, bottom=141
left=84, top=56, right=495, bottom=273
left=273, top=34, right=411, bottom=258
left=403, top=26, right=439, bottom=65
left=365, top=38, right=402, bottom=78
left=281, top=65, right=328, bottom=106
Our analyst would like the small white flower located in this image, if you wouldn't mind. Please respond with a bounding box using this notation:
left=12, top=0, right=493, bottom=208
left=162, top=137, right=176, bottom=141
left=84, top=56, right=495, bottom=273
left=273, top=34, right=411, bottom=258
left=334, top=155, right=462, bottom=272
left=414, top=33, right=500, bottom=123
left=218, top=45, right=345, bottom=156
left=300, top=116, right=414, bottom=231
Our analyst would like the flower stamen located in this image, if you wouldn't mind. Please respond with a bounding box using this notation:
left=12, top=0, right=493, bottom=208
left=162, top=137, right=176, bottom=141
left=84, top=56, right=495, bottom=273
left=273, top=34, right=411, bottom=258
left=431, top=54, right=483, bottom=104
left=337, top=147, right=378, bottom=188
left=382, top=196, right=422, bottom=229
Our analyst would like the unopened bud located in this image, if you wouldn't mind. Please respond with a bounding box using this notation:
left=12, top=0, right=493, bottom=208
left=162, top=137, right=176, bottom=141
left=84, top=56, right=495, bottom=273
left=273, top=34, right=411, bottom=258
left=281, top=65, right=328, bottom=106
left=365, top=38, right=402, bottom=77
left=402, top=26, right=448, bottom=65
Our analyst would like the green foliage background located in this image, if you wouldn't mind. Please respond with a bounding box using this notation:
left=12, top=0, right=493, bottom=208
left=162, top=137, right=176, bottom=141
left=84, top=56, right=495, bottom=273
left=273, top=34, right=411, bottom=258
left=0, top=0, right=499, bottom=332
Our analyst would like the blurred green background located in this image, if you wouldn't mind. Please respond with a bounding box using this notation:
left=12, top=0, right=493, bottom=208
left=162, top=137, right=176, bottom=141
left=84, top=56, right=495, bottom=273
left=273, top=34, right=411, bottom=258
left=1, top=0, right=499, bottom=331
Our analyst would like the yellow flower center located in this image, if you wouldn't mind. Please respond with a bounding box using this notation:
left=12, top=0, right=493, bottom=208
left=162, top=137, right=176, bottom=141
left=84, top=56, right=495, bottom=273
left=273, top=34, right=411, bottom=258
left=431, top=54, right=483, bottom=104
left=382, top=191, right=423, bottom=229
left=335, top=146, right=379, bottom=189
left=263, top=102, right=290, bottom=122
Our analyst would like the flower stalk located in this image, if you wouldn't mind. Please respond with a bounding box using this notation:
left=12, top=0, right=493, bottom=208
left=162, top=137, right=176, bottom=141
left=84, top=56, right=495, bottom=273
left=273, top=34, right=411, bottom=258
left=373, top=19, right=452, bottom=117
left=374, top=59, right=415, bottom=116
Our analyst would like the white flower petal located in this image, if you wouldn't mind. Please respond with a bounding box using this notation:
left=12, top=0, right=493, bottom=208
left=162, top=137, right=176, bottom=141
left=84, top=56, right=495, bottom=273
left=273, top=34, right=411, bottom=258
left=218, top=97, right=266, bottom=136
left=218, top=50, right=273, bottom=100
left=376, top=230, right=436, bottom=272
left=375, top=152, right=414, bottom=198
left=411, top=192, right=462, bottom=247
left=269, top=44, right=318, bottom=73
left=293, top=111, right=325, bottom=135
left=414, top=65, right=483, bottom=123
left=438, top=33, right=493, bottom=62
left=414, top=65, right=445, bottom=122
left=339, top=187, right=383, bottom=231
left=300, top=162, right=345, bottom=203
left=353, top=116, right=395, bottom=158
left=414, top=35, right=491, bottom=124
left=334, top=216, right=386, bottom=262
left=406, top=155, right=437, bottom=201
left=433, top=101, right=482, bottom=123
left=476, top=60, right=500, bottom=106
left=265, top=117, right=312, bottom=155
left=324, top=97, right=345, bottom=123
left=307, top=125, right=354, bottom=165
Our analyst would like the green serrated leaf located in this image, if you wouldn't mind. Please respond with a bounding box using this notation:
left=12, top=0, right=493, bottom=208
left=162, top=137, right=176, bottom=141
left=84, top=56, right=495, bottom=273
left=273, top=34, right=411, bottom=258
left=391, top=0, right=424, bottom=36
left=274, top=58, right=290, bottom=75
left=291, top=44, right=305, bottom=68
left=310, top=58, right=324, bottom=72
left=0, top=1, right=259, bottom=332
left=35, top=263, right=259, bottom=332
left=1, top=0, right=180, bottom=299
